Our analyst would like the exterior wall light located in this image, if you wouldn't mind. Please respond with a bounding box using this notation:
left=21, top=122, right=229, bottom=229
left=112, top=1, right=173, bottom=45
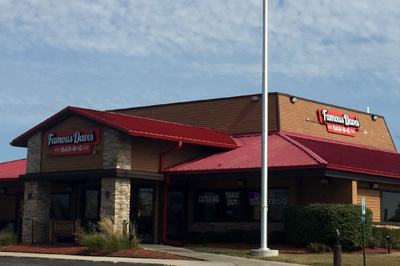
left=251, top=95, right=260, bottom=102
left=290, top=97, right=297, bottom=103
left=371, top=115, right=378, bottom=121
left=371, top=182, right=379, bottom=189
left=237, top=180, right=246, bottom=186
left=320, top=178, right=330, bottom=184
left=105, top=191, right=111, bottom=199
left=27, top=192, right=33, bottom=200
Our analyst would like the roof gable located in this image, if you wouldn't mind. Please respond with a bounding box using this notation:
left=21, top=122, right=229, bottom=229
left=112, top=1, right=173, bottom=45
left=11, top=106, right=237, bottom=149
left=0, top=159, right=26, bottom=180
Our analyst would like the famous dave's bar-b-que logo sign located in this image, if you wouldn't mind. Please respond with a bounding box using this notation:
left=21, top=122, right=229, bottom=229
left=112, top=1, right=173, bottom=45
left=318, top=108, right=360, bottom=136
left=47, top=128, right=100, bottom=155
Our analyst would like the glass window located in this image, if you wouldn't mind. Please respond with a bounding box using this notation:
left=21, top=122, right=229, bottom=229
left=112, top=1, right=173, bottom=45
left=245, top=188, right=289, bottom=222
left=168, top=191, right=184, bottom=223
left=51, top=194, right=70, bottom=220
left=138, top=188, right=154, bottom=218
left=381, top=191, right=400, bottom=222
left=194, top=191, right=220, bottom=222
left=223, top=191, right=242, bottom=221
left=268, top=188, right=290, bottom=222
left=84, top=190, right=99, bottom=221
left=194, top=188, right=289, bottom=222
left=245, top=191, right=261, bottom=220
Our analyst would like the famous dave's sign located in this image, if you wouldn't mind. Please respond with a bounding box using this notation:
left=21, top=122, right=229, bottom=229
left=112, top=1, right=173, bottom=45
left=318, top=108, right=360, bottom=136
left=47, top=128, right=100, bottom=155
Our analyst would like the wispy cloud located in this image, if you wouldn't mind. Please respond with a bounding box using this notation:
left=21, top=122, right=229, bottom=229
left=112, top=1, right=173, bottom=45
left=2, top=0, right=400, bottom=161
left=0, top=0, right=261, bottom=56
left=269, top=1, right=400, bottom=82
left=2, top=1, right=399, bottom=82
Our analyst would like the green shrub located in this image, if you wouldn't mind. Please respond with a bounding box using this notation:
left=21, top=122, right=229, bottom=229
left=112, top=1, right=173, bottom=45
left=369, top=226, right=400, bottom=249
left=0, top=230, right=18, bottom=246
left=284, top=203, right=373, bottom=250
left=81, top=233, right=107, bottom=252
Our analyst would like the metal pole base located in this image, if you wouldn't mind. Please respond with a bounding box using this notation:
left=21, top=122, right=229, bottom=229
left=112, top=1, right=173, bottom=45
left=250, top=248, right=279, bottom=257
left=333, top=245, right=342, bottom=266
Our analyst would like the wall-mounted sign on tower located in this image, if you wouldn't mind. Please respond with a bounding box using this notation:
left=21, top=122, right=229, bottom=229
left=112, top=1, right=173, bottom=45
left=46, top=128, right=100, bottom=155
left=317, top=108, right=360, bottom=136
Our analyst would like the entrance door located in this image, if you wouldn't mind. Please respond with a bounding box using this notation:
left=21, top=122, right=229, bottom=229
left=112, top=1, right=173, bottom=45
left=82, top=189, right=100, bottom=227
left=132, top=187, right=155, bottom=243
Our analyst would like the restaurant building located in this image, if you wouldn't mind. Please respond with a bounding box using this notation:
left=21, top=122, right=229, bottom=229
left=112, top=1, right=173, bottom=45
left=4, top=92, right=400, bottom=244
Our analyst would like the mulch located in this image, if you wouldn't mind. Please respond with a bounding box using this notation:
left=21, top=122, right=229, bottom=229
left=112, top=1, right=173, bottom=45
left=0, top=244, right=193, bottom=260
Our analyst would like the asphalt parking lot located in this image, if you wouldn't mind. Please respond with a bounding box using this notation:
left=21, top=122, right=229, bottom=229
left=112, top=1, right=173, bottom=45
left=0, top=257, right=164, bottom=266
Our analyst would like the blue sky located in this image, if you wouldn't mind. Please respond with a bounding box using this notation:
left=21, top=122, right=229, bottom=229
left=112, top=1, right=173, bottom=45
left=1, top=0, right=400, bottom=162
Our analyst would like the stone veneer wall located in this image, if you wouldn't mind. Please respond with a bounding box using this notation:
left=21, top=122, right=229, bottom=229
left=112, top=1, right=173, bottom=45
left=101, top=128, right=132, bottom=234
left=26, top=132, right=42, bottom=173
left=103, top=128, right=132, bottom=170
left=100, top=178, right=131, bottom=234
left=22, top=181, right=51, bottom=243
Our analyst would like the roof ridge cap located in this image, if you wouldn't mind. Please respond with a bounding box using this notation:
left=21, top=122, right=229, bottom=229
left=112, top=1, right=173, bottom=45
left=277, top=132, right=328, bottom=165
left=71, top=106, right=237, bottom=149
left=75, top=106, right=234, bottom=136
left=0, top=158, right=27, bottom=165
left=281, top=130, right=399, bottom=154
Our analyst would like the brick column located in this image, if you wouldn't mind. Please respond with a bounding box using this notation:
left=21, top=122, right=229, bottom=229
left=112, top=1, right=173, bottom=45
left=22, top=181, right=51, bottom=244
left=100, top=178, right=131, bottom=235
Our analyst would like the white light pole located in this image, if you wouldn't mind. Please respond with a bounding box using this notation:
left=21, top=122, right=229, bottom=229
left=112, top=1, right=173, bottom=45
left=250, top=0, right=278, bottom=257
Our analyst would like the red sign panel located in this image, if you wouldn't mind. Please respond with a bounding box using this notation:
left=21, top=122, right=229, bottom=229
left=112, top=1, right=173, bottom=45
left=46, top=128, right=100, bottom=155
left=317, top=108, right=360, bottom=137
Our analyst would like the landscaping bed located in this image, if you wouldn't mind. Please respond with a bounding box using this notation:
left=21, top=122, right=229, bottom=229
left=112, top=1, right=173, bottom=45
left=0, top=244, right=194, bottom=260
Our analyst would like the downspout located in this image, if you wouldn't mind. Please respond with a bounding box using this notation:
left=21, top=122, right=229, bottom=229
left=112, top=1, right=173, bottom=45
left=159, top=141, right=183, bottom=246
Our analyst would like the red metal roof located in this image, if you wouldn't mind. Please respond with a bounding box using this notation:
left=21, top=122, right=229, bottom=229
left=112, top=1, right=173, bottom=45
left=166, top=133, right=325, bottom=173
left=0, top=159, right=26, bottom=180
left=288, top=133, right=400, bottom=178
left=165, top=131, right=400, bottom=179
left=11, top=106, right=237, bottom=149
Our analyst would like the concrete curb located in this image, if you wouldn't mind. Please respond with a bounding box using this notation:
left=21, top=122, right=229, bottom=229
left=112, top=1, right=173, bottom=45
left=0, top=251, right=233, bottom=266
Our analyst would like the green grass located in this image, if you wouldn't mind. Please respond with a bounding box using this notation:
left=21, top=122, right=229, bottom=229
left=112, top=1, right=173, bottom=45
left=189, top=246, right=400, bottom=266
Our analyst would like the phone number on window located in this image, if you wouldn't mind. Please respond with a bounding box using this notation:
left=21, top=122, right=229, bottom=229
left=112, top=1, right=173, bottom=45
left=249, top=198, right=288, bottom=205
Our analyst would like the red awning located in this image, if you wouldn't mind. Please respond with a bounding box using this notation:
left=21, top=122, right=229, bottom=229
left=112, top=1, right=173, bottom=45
left=0, top=159, right=26, bottom=180
left=165, top=131, right=400, bottom=179
left=11, top=106, right=237, bottom=149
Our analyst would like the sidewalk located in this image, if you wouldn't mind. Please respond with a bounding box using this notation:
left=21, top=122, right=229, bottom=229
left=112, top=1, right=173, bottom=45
left=0, top=244, right=305, bottom=266
left=142, top=244, right=305, bottom=266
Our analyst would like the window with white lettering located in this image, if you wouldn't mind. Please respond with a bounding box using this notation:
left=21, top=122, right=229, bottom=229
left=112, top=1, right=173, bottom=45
left=224, top=191, right=241, bottom=221
left=194, top=188, right=289, bottom=222
left=195, top=191, right=220, bottom=222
